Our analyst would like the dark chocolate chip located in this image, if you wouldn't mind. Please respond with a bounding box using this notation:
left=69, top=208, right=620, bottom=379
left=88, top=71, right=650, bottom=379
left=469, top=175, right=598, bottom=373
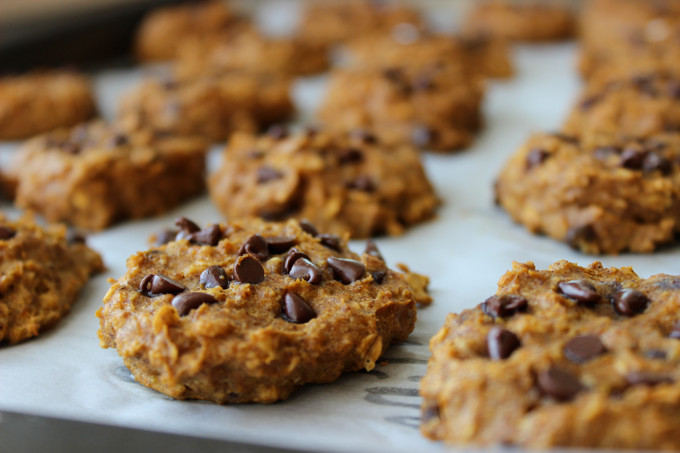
left=556, top=280, right=601, bottom=306
left=238, top=234, right=269, bottom=261
left=620, top=147, right=647, bottom=169
left=319, top=234, right=342, bottom=251
left=525, top=148, right=550, bottom=169
left=563, top=335, right=606, bottom=363
left=626, top=371, right=673, bottom=386
left=257, top=166, right=283, bottom=184
left=345, top=175, right=375, bottom=192
left=326, top=257, right=366, bottom=284
left=233, top=255, right=265, bottom=284
left=411, top=125, right=436, bottom=147
left=642, top=152, right=672, bottom=175
left=349, top=129, right=377, bottom=144
left=0, top=226, right=16, bottom=240
left=282, top=293, right=316, bottom=324
left=487, top=327, right=521, bottom=360
left=199, top=265, right=229, bottom=289
left=65, top=229, right=86, bottom=244
left=612, top=289, right=649, bottom=316
left=338, top=147, right=364, bottom=164
left=298, top=219, right=318, bottom=237
left=175, top=217, right=200, bottom=238
left=289, top=258, right=322, bottom=284
left=565, top=224, right=598, bottom=250
left=265, top=236, right=296, bottom=254
left=421, top=405, right=440, bottom=423
left=670, top=323, right=680, bottom=339
left=645, top=350, right=667, bottom=360
left=537, top=367, right=583, bottom=401
left=284, top=248, right=310, bottom=273
left=481, top=295, right=528, bottom=319
left=364, top=240, right=384, bottom=261
left=190, top=225, right=223, bottom=246
left=139, top=273, right=187, bottom=296
left=171, top=291, right=218, bottom=316
left=109, top=133, right=129, bottom=148
left=155, top=228, right=178, bottom=246
left=371, top=270, right=387, bottom=284
left=267, top=125, right=288, bottom=140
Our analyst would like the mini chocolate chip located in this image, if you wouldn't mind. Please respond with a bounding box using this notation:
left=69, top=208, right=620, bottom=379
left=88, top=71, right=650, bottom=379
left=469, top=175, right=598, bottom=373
left=371, top=270, right=387, bottom=284
left=200, top=265, right=229, bottom=289
left=139, top=273, right=187, bottom=296
left=267, top=125, right=288, bottom=140
left=556, top=280, right=601, bottom=306
left=0, top=226, right=16, bottom=240
left=190, top=225, right=223, bottom=246
left=642, top=152, right=672, bottom=174
left=175, top=217, right=200, bottom=238
left=109, top=133, right=129, bottom=147
left=481, top=295, right=528, bottom=319
left=537, top=367, right=583, bottom=401
left=289, top=258, right=322, bottom=284
left=525, top=148, right=550, bottom=169
left=171, top=291, right=218, bottom=316
left=565, top=224, right=597, bottom=250
left=298, top=219, right=318, bottom=237
left=612, top=289, right=649, bottom=316
left=563, top=335, right=606, bottom=363
left=349, top=129, right=377, bottom=144
left=345, top=175, right=375, bottom=192
left=282, top=293, right=316, bottom=324
left=327, top=257, right=366, bottom=284
left=626, top=371, right=673, bottom=386
left=645, top=350, right=667, bottom=360
left=238, top=234, right=269, bottom=261
left=620, top=147, right=647, bottom=169
left=265, top=236, right=296, bottom=254
left=233, top=255, right=265, bottom=284
left=319, top=234, right=342, bottom=251
left=338, top=147, right=364, bottom=164
left=65, top=229, right=86, bottom=244
left=487, top=327, right=521, bottom=360
left=284, top=248, right=311, bottom=273
left=257, top=166, right=283, bottom=183
left=364, top=240, right=384, bottom=261
left=411, top=125, right=436, bottom=147
left=155, top=228, right=178, bottom=246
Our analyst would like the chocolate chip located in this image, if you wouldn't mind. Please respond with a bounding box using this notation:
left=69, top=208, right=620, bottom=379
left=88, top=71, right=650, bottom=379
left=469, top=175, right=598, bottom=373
left=0, top=226, right=16, bottom=240
left=612, top=289, right=649, bottom=316
left=175, top=217, right=200, bottom=238
left=565, top=224, right=598, bottom=250
left=670, top=323, right=680, bottom=339
left=412, top=72, right=434, bottom=91
left=525, top=148, right=550, bottom=169
left=282, top=293, right=316, bottom=324
left=626, top=371, right=673, bottom=386
left=537, top=367, right=583, bottom=401
left=411, top=125, right=436, bottom=147
left=481, top=295, right=528, bottom=319
left=642, top=152, right=672, bottom=175
left=233, top=255, right=265, bottom=284
left=199, top=265, right=229, bottom=289
left=371, top=270, right=387, bottom=284
left=319, top=234, right=342, bottom=251
left=487, top=327, right=521, bottom=360
left=349, top=129, right=377, bottom=144
left=265, top=236, right=296, bottom=254
left=345, top=175, right=375, bottom=192
left=298, top=219, right=318, bottom=237
left=257, top=166, right=283, bottom=184
left=139, top=273, right=187, bottom=296
left=189, top=224, right=223, bottom=246
left=284, top=248, right=310, bottom=273
left=563, top=335, right=606, bottom=363
left=289, top=258, right=322, bottom=284
left=65, top=229, right=86, bottom=244
left=304, top=125, right=320, bottom=137
left=338, top=147, right=364, bottom=165
left=238, top=234, right=269, bottom=261
left=667, top=80, right=680, bottom=98
left=109, top=133, right=129, bottom=147
left=267, top=125, right=288, bottom=140
left=556, top=280, right=601, bottom=306
left=364, top=240, right=384, bottom=261
left=154, top=228, right=178, bottom=246
left=421, top=405, right=440, bottom=423
left=171, top=291, right=218, bottom=316
left=645, top=349, right=667, bottom=360
left=327, top=257, right=366, bottom=284
left=620, top=147, right=647, bottom=169
left=383, top=67, right=406, bottom=84
left=60, top=141, right=81, bottom=154
left=579, top=95, right=600, bottom=110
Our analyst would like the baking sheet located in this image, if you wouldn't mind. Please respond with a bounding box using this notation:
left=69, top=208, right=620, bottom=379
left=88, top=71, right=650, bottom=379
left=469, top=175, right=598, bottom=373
left=2, top=16, right=679, bottom=453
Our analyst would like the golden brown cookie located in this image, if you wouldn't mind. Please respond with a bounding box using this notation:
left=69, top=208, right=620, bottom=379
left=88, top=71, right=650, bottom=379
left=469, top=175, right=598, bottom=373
left=208, top=127, right=439, bottom=237
left=6, top=120, right=207, bottom=231
left=0, top=215, right=103, bottom=344
left=494, top=132, right=680, bottom=254
left=0, top=71, right=96, bottom=140
left=97, top=216, right=417, bottom=404
left=421, top=260, right=680, bottom=450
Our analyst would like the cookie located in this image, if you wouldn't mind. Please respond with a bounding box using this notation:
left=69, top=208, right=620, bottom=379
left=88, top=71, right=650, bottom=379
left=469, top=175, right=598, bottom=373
left=421, top=260, right=680, bottom=450
left=298, top=0, right=424, bottom=48
left=97, top=216, right=417, bottom=403
left=118, top=73, right=293, bottom=142
left=0, top=71, right=96, bottom=140
left=134, top=0, right=249, bottom=62
left=6, top=120, right=207, bottom=231
left=462, top=0, right=574, bottom=42
left=495, top=132, right=680, bottom=254
left=317, top=65, right=484, bottom=151
left=208, top=127, right=439, bottom=237
left=0, top=215, right=103, bottom=344
left=563, top=73, right=680, bottom=139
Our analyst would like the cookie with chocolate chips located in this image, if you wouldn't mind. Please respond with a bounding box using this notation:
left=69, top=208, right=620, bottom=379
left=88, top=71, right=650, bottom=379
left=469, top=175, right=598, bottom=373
left=97, top=217, right=417, bottom=403
left=208, top=127, right=439, bottom=237
left=6, top=120, right=207, bottom=230
left=495, top=132, right=680, bottom=254
left=421, top=260, right=680, bottom=450
left=0, top=215, right=103, bottom=344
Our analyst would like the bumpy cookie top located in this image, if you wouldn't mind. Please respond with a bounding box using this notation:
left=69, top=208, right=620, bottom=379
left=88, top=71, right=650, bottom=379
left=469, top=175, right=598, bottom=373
left=421, top=260, right=680, bottom=449
left=98, top=217, right=417, bottom=403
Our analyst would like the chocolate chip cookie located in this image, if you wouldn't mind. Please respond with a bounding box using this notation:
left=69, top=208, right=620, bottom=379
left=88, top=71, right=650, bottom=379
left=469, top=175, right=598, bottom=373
left=6, top=120, right=207, bottom=231
left=317, top=65, right=484, bottom=151
left=494, top=132, right=680, bottom=254
left=421, top=260, right=680, bottom=450
left=118, top=72, right=293, bottom=142
left=0, top=71, right=96, bottom=140
left=97, top=216, right=417, bottom=403
left=0, top=215, right=103, bottom=344
left=208, top=127, right=439, bottom=237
